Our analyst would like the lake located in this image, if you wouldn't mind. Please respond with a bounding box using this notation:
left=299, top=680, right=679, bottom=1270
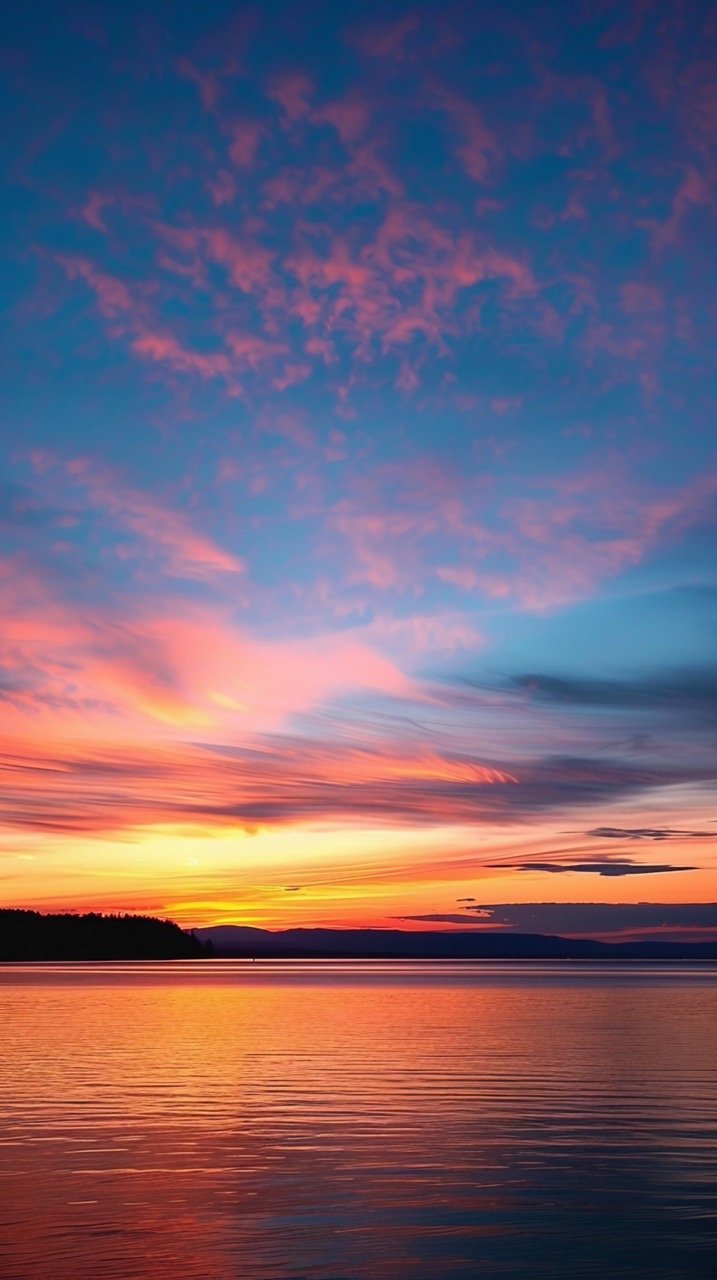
left=1, top=961, right=716, bottom=1279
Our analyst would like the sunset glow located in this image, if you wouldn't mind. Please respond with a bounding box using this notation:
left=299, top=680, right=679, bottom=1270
left=2, top=0, right=716, bottom=940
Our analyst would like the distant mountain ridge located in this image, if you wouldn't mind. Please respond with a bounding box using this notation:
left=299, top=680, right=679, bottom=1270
left=4, top=911, right=714, bottom=962
left=193, top=925, right=717, bottom=961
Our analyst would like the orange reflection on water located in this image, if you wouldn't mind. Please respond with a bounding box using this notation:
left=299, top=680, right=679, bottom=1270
left=1, top=962, right=717, bottom=1280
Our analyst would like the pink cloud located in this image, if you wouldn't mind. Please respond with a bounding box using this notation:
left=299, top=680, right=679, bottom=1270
left=681, top=65, right=717, bottom=148
left=348, top=13, right=421, bottom=60
left=0, top=598, right=524, bottom=841
left=0, top=723, right=514, bottom=841
left=30, top=453, right=244, bottom=583
left=649, top=165, right=711, bottom=248
left=132, top=331, right=232, bottom=380
left=435, top=88, right=498, bottom=182
left=346, top=141, right=404, bottom=198
left=193, top=620, right=413, bottom=732
left=269, top=72, right=314, bottom=122
left=0, top=547, right=415, bottom=787
left=76, top=464, right=244, bottom=580
left=323, top=460, right=468, bottom=592
left=266, top=413, right=316, bottom=450
left=0, top=559, right=191, bottom=733
left=57, top=256, right=132, bottom=317
left=271, top=363, right=312, bottom=390
left=321, top=455, right=717, bottom=611
left=62, top=170, right=543, bottom=397
left=176, top=58, right=223, bottom=112
left=305, top=335, right=336, bottom=362
left=80, top=190, right=112, bottom=232
left=490, top=396, right=524, bottom=415
left=620, top=282, right=664, bottom=315
left=313, top=95, right=371, bottom=144
left=227, top=331, right=288, bottom=369
left=207, top=169, right=237, bottom=206
left=495, top=468, right=717, bottom=610
left=193, top=227, right=276, bottom=293
left=366, top=611, right=485, bottom=655
left=228, top=119, right=265, bottom=168
left=382, top=310, right=446, bottom=350
left=450, top=244, right=535, bottom=296
left=436, top=566, right=480, bottom=591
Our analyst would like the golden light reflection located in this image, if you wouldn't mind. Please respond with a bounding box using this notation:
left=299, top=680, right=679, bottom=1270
left=2, top=967, right=717, bottom=1278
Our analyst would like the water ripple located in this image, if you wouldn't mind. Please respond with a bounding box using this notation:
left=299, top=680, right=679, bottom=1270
left=1, top=961, right=716, bottom=1279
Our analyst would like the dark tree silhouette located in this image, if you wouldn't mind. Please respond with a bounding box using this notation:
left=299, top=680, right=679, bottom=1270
left=0, top=909, right=209, bottom=960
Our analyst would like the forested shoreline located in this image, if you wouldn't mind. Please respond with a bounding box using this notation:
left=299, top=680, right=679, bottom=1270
left=0, top=909, right=208, bottom=960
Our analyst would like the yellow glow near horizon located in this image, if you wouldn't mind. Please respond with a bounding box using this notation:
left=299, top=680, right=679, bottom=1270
left=2, top=806, right=715, bottom=931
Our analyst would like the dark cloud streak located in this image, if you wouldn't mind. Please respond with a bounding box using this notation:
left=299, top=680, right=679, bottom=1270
left=587, top=826, right=714, bottom=840
left=508, top=859, right=696, bottom=877
left=399, top=903, right=717, bottom=938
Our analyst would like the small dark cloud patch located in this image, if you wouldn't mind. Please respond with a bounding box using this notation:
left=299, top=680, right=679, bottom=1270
left=587, top=826, right=714, bottom=840
left=456, top=896, right=476, bottom=902
left=283, top=885, right=303, bottom=892
left=510, top=859, right=695, bottom=877
left=396, top=914, right=507, bottom=927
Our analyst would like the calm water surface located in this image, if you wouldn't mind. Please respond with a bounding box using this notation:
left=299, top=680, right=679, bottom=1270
left=1, top=961, right=716, bottom=1279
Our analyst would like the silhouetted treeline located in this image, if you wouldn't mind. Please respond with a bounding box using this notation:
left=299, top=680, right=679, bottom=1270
left=0, top=909, right=210, bottom=960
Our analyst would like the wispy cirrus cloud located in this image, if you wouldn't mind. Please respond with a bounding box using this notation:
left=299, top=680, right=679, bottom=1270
left=318, top=459, right=717, bottom=610
left=2, top=664, right=715, bottom=837
left=504, top=665, right=717, bottom=721
left=56, top=255, right=133, bottom=318
left=0, top=732, right=511, bottom=838
left=24, top=452, right=244, bottom=582
left=0, top=567, right=411, bottom=738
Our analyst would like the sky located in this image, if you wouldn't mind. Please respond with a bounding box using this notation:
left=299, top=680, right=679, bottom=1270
left=1, top=0, right=716, bottom=940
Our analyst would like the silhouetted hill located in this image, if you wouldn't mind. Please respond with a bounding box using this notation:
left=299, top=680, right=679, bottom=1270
left=0, top=910, right=207, bottom=961
left=193, top=924, right=717, bottom=961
